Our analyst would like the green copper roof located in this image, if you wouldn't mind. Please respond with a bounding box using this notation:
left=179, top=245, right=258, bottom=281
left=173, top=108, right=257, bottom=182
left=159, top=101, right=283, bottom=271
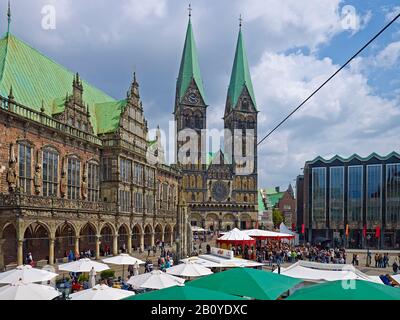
left=95, top=99, right=128, bottom=134
left=227, top=29, right=256, bottom=109
left=0, top=33, right=121, bottom=134
left=177, top=19, right=206, bottom=102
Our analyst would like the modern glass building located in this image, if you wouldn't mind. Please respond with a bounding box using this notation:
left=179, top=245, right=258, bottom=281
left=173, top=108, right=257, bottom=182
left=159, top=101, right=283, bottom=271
left=302, top=152, right=400, bottom=249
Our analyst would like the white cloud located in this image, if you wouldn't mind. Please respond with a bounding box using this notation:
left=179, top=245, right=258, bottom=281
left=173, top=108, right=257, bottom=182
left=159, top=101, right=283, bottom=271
left=123, top=0, right=167, bottom=22
left=375, top=41, right=400, bottom=68
left=384, top=5, right=400, bottom=22
left=253, top=51, right=400, bottom=187
left=236, top=0, right=368, bottom=51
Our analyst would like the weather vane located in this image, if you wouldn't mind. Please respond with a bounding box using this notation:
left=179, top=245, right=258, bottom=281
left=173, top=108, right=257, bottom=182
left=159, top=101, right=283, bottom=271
left=188, top=3, right=192, bottom=18
left=239, top=14, right=243, bottom=28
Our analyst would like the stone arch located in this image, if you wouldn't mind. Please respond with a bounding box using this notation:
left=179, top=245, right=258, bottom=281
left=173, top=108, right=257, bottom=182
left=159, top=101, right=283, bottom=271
left=100, top=223, right=114, bottom=255
left=190, top=213, right=202, bottom=227
left=222, top=214, right=235, bottom=232
left=23, top=221, right=51, bottom=263
left=173, top=224, right=178, bottom=242
left=205, top=213, right=219, bottom=232
left=144, top=224, right=153, bottom=248
left=240, top=213, right=252, bottom=230
left=131, top=224, right=142, bottom=249
left=164, top=224, right=173, bottom=245
left=154, top=224, right=163, bottom=244
left=79, top=222, right=98, bottom=255
left=1, top=223, right=17, bottom=266
left=118, top=224, right=130, bottom=253
left=55, top=222, right=77, bottom=260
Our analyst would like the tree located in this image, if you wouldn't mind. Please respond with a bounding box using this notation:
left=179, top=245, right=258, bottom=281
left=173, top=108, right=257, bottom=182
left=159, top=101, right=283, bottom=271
left=272, top=208, right=284, bottom=228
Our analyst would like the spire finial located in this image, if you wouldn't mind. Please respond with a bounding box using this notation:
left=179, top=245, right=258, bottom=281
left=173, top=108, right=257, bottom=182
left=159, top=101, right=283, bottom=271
left=188, top=3, right=192, bottom=19
left=7, top=0, right=11, bottom=34
left=239, top=14, right=243, bottom=29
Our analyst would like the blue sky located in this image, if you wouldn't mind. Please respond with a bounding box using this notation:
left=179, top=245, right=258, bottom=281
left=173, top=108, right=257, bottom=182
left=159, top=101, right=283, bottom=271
left=3, top=0, right=400, bottom=191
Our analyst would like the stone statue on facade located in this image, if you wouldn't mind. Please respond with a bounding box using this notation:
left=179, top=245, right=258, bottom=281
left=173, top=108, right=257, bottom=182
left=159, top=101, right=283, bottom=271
left=60, top=170, right=67, bottom=198
left=6, top=161, right=17, bottom=192
left=81, top=173, right=88, bottom=200
left=33, top=164, right=41, bottom=195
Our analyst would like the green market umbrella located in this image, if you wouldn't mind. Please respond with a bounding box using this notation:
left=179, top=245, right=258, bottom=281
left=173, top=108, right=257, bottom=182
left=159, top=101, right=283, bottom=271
left=187, top=267, right=302, bottom=300
left=123, top=285, right=246, bottom=300
left=286, top=280, right=400, bottom=300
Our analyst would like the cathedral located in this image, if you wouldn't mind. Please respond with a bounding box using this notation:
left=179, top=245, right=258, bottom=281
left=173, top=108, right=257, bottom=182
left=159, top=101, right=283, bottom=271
left=174, top=16, right=259, bottom=232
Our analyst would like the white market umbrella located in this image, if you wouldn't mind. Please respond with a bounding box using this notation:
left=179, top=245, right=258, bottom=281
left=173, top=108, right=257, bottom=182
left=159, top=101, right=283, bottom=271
left=243, top=229, right=295, bottom=239
left=191, top=226, right=206, bottom=232
left=218, top=228, right=255, bottom=241
left=0, top=265, right=58, bottom=284
left=103, top=254, right=145, bottom=266
left=166, top=262, right=213, bottom=278
left=127, top=270, right=185, bottom=290
left=103, top=254, right=145, bottom=278
left=0, top=282, right=61, bottom=300
left=69, top=284, right=135, bottom=300
left=58, top=258, right=110, bottom=273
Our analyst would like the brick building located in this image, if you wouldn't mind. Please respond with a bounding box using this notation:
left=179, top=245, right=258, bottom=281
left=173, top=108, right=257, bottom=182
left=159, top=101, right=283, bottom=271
left=0, top=23, right=191, bottom=269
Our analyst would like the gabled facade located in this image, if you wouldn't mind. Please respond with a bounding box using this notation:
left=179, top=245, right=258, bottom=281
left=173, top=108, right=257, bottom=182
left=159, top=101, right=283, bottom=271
left=0, top=22, right=191, bottom=269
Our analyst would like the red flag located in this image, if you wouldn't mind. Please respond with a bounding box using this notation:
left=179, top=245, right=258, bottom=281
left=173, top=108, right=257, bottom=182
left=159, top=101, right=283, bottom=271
left=292, top=223, right=295, bottom=231
left=345, top=224, right=349, bottom=237
left=301, top=224, right=305, bottom=234
left=362, top=225, right=367, bottom=237
left=375, top=226, right=381, bottom=238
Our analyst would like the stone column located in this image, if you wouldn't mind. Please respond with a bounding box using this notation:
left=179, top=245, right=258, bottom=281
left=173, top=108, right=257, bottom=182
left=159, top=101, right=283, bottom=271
left=112, top=234, right=118, bottom=256
left=0, top=239, right=5, bottom=271
left=74, top=236, right=80, bottom=255
left=95, top=235, right=101, bottom=260
left=161, top=231, right=165, bottom=242
left=139, top=233, right=144, bottom=252
left=49, top=238, right=55, bottom=265
left=127, top=234, right=132, bottom=255
left=17, top=239, right=24, bottom=266
left=150, top=232, right=155, bottom=247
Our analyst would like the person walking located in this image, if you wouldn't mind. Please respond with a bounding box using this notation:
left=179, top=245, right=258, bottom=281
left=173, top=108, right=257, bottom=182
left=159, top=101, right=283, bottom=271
left=392, top=259, right=398, bottom=274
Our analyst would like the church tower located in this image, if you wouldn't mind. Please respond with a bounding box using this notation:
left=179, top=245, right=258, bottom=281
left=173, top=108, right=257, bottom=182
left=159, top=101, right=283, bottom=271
left=174, top=11, right=207, bottom=205
left=224, top=22, right=258, bottom=210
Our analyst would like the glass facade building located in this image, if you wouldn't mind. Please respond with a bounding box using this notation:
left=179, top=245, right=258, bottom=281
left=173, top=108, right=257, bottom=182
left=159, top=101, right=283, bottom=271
left=303, top=152, right=400, bottom=249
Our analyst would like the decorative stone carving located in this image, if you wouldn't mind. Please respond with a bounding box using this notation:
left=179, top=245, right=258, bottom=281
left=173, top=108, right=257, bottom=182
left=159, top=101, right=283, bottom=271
left=81, top=173, right=88, bottom=200
left=33, top=164, right=42, bottom=195
left=60, top=171, right=67, bottom=198
left=6, top=161, right=17, bottom=192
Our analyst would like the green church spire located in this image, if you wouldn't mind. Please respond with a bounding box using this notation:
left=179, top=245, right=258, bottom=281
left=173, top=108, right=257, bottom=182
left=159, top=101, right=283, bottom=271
left=227, top=23, right=256, bottom=109
left=176, top=15, right=206, bottom=103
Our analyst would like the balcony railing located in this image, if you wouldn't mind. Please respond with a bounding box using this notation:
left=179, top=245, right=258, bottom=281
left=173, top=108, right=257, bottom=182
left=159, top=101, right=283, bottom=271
left=0, top=95, right=102, bottom=146
left=0, top=193, right=117, bottom=213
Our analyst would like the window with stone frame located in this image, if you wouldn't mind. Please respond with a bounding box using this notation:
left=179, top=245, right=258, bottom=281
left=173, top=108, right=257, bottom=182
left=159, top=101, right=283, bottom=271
left=88, top=161, right=100, bottom=202
left=134, top=163, right=144, bottom=185
left=120, top=157, right=132, bottom=183
left=67, top=157, right=81, bottom=200
left=101, top=158, right=113, bottom=181
left=134, top=192, right=143, bottom=212
left=42, top=148, right=59, bottom=197
left=18, top=143, right=32, bottom=195
left=119, top=190, right=131, bottom=212
left=162, top=184, right=168, bottom=210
